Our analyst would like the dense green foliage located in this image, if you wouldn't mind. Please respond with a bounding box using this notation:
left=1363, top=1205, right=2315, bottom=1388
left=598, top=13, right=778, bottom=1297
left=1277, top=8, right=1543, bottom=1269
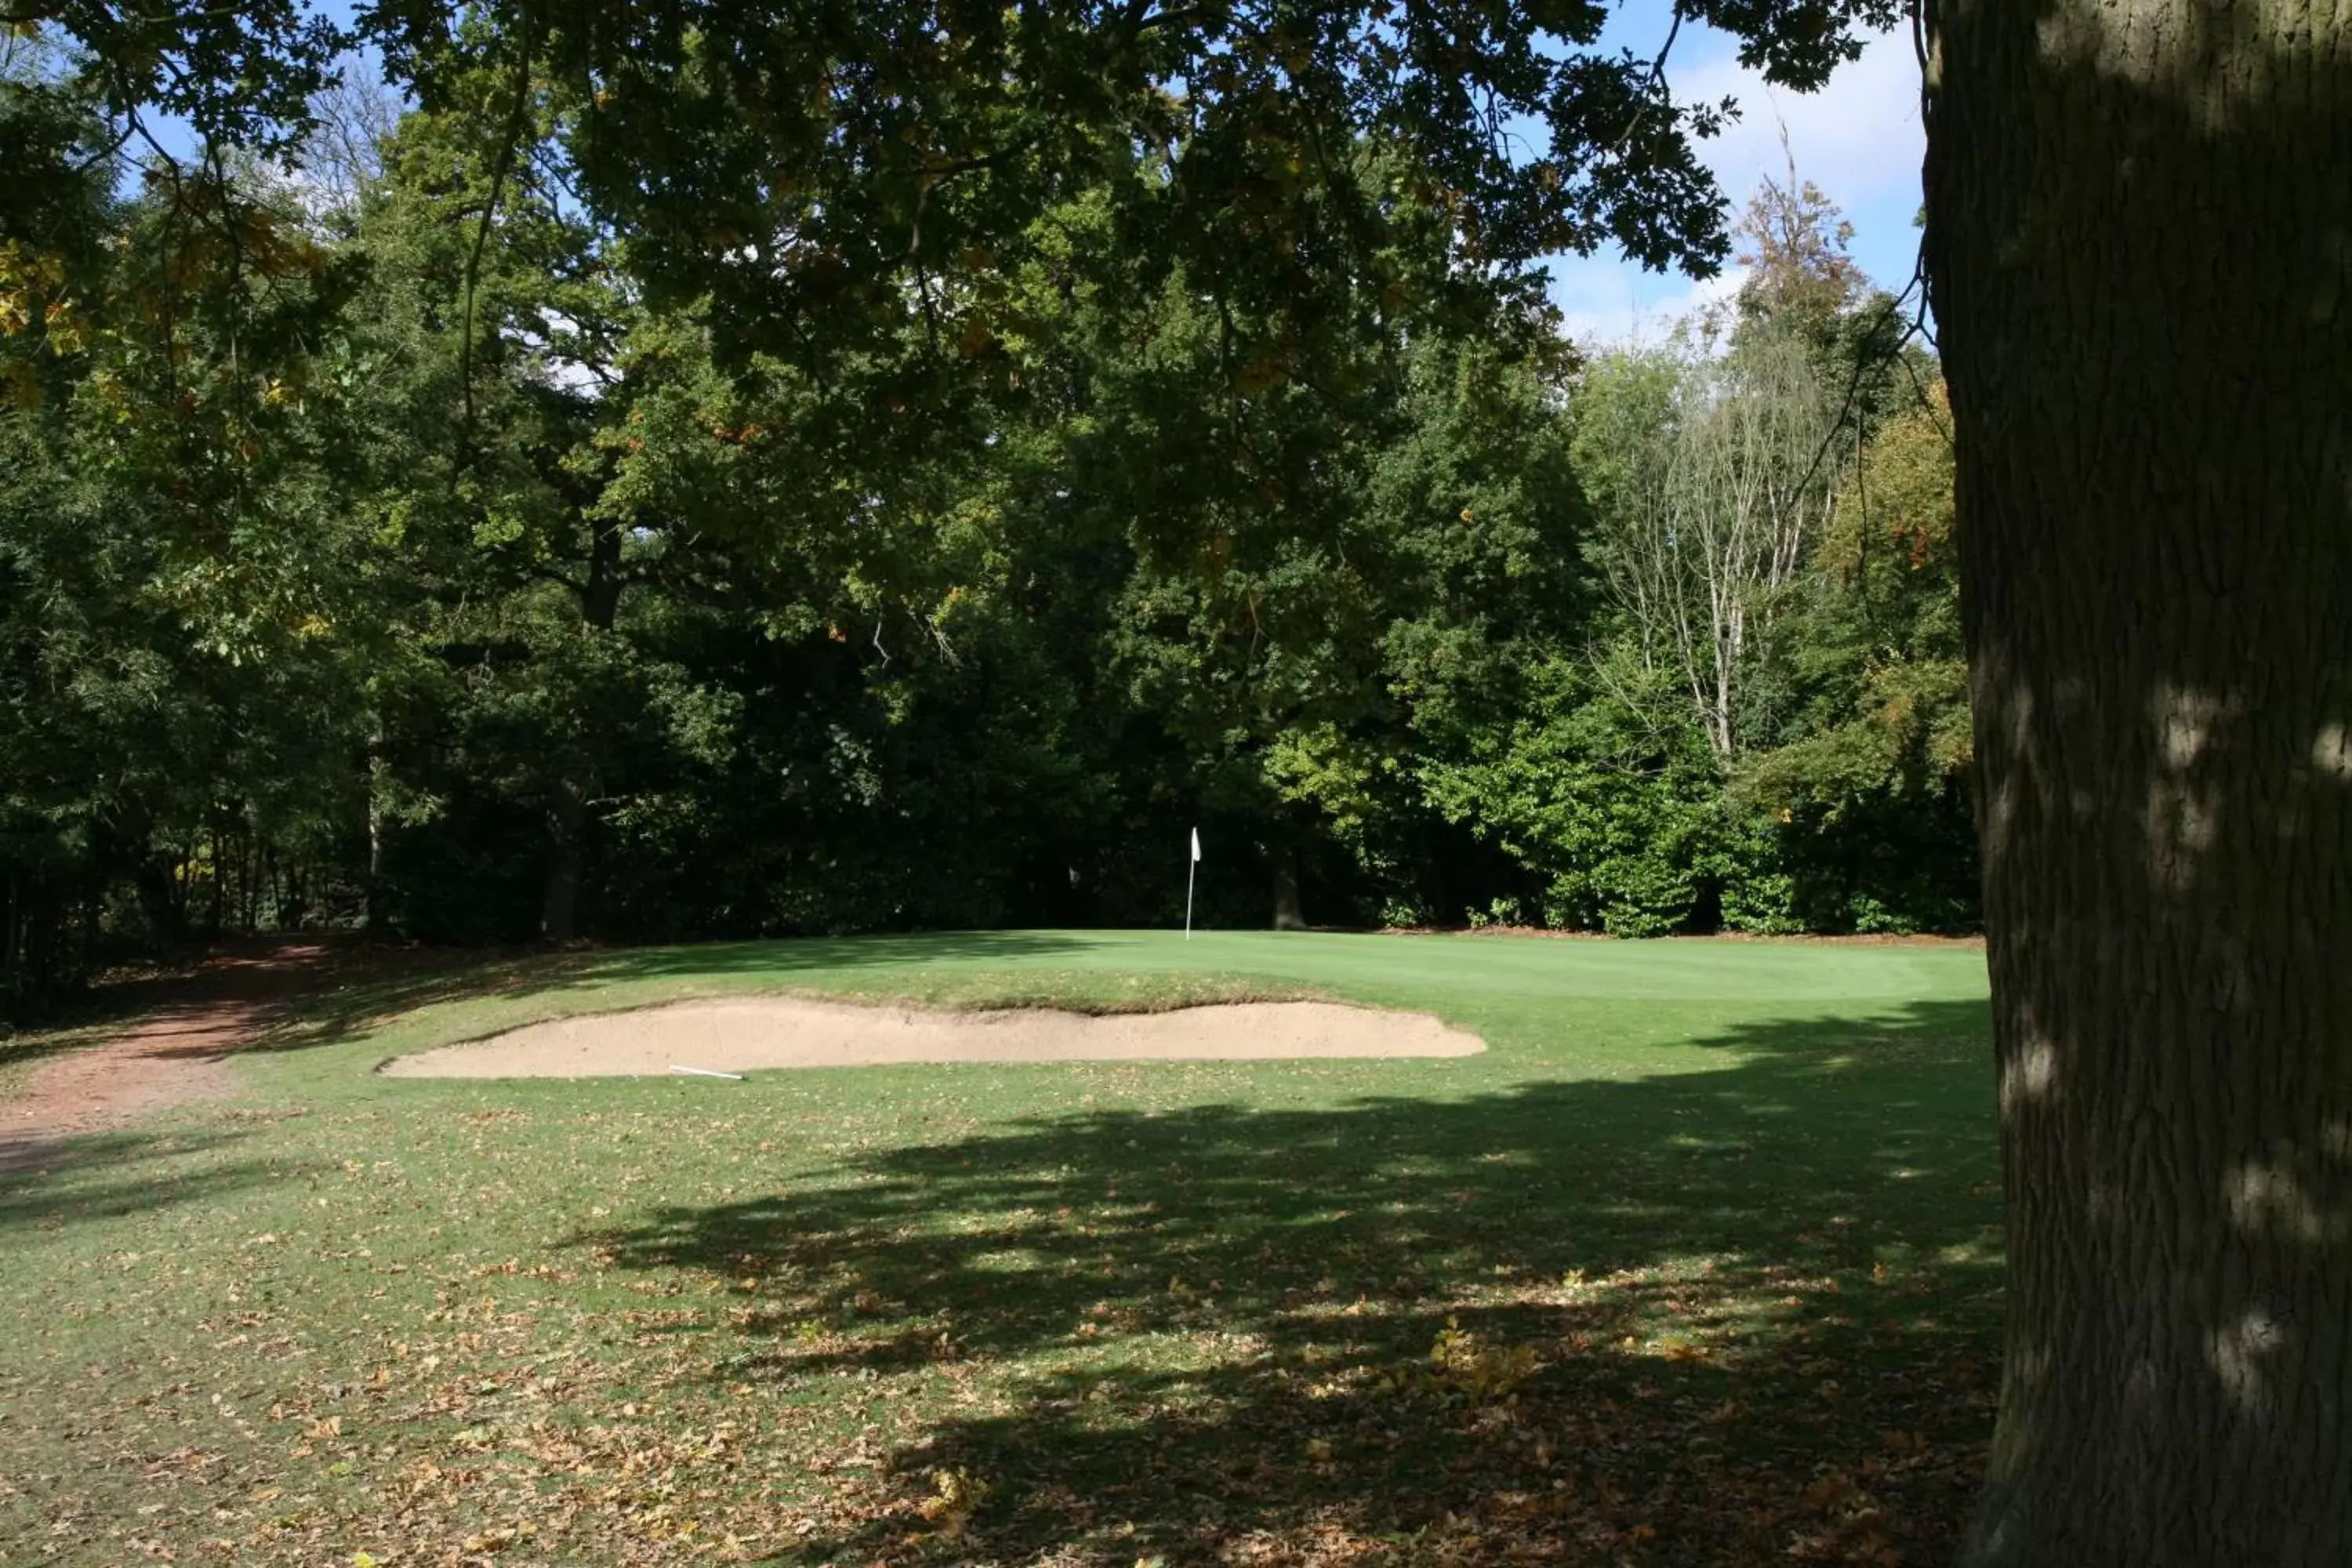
left=0, top=6, right=1971, bottom=1007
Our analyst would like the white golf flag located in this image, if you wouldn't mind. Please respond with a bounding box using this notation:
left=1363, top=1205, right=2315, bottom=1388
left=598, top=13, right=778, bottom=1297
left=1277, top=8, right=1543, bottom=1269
left=1184, top=828, right=1200, bottom=938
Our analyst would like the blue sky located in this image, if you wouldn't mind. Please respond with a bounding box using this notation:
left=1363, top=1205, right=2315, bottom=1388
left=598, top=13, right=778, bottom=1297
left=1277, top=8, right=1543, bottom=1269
left=1548, top=2, right=1926, bottom=344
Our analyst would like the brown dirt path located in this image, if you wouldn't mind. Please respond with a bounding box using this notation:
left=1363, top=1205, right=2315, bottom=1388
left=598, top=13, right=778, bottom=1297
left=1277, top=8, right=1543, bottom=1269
left=0, top=941, right=335, bottom=1173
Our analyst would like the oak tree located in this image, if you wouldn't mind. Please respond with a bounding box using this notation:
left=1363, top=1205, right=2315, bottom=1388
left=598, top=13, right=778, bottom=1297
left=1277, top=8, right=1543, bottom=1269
left=1924, top=0, right=2352, bottom=1556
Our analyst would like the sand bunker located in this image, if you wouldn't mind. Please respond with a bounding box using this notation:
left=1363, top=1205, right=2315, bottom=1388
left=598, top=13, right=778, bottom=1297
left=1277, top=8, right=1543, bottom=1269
left=379, top=996, right=1483, bottom=1078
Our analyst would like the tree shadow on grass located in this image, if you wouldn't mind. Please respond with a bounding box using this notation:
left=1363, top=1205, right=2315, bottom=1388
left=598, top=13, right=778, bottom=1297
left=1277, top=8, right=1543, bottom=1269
left=0, top=935, right=309, bottom=1077
left=0, top=936, right=534, bottom=1070
left=240, top=930, right=1100, bottom=1056
left=0, top=1125, right=285, bottom=1229
left=5, top=932, right=1102, bottom=1197
left=579, top=999, right=2003, bottom=1566
left=6, top=931, right=1102, bottom=1069
left=0, top=1014, right=126, bottom=1087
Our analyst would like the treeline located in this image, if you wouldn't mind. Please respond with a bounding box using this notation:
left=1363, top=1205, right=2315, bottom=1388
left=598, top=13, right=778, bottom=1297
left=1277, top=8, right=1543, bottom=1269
left=0, top=41, right=1972, bottom=1004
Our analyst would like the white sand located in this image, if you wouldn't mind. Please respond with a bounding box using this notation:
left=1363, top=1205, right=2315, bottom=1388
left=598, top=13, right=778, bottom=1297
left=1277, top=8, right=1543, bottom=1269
left=379, top=996, right=1484, bottom=1078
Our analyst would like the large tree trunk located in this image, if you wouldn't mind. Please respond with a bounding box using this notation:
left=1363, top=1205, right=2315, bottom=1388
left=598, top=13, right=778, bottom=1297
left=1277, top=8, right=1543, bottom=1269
left=541, top=774, right=587, bottom=944
left=1924, top=0, right=2352, bottom=1559
left=154, top=846, right=188, bottom=938
left=1271, top=846, right=1306, bottom=931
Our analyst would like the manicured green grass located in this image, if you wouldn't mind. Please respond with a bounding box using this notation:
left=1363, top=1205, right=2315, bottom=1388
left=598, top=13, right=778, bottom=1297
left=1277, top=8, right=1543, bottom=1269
left=0, top=932, right=2002, bottom=1566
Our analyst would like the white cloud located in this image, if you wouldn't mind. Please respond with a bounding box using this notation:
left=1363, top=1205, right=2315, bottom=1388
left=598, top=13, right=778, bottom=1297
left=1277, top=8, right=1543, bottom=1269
left=1552, top=260, right=1748, bottom=349
left=1675, top=27, right=1925, bottom=215
left=1545, top=25, right=1925, bottom=343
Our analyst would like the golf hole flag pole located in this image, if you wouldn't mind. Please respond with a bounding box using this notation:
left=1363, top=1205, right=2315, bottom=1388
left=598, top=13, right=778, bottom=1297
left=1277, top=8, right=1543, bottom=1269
left=1185, top=828, right=1201, bottom=939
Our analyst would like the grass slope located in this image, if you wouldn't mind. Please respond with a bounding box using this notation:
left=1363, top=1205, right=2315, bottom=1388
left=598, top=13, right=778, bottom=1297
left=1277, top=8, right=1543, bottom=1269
left=0, top=932, right=2001, bottom=1566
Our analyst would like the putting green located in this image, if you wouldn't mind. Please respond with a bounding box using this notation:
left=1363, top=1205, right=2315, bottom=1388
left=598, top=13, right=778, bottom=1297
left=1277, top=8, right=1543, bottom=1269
left=260, top=928, right=1991, bottom=1097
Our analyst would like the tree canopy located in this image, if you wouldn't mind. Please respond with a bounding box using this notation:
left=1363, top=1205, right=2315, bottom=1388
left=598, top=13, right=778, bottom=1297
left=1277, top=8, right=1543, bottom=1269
left=0, top=2, right=1964, bottom=989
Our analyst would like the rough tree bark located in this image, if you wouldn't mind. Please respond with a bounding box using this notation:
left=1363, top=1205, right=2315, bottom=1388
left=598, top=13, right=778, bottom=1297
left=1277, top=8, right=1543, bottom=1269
left=1925, top=0, right=2352, bottom=1558
left=1272, top=847, right=1307, bottom=931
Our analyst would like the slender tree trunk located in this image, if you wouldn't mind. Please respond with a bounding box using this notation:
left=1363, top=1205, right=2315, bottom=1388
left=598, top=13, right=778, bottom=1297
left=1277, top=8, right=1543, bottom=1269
left=541, top=775, right=587, bottom=943
left=25, top=880, right=51, bottom=997
left=1926, top=0, right=2352, bottom=1558
left=538, top=516, right=626, bottom=945
left=364, top=735, right=388, bottom=931
left=205, top=825, right=225, bottom=941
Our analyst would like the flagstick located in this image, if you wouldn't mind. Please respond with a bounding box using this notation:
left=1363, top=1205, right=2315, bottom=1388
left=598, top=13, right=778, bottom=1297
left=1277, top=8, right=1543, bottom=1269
left=1185, top=826, right=1199, bottom=940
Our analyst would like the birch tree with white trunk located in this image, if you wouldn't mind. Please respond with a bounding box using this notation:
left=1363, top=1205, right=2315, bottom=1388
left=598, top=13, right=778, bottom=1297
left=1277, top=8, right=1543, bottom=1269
left=1590, top=324, right=1839, bottom=760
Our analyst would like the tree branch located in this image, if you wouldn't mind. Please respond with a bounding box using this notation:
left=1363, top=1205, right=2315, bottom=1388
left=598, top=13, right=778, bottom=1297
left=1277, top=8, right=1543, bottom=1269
left=461, top=9, right=541, bottom=445
left=1613, top=4, right=1684, bottom=154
